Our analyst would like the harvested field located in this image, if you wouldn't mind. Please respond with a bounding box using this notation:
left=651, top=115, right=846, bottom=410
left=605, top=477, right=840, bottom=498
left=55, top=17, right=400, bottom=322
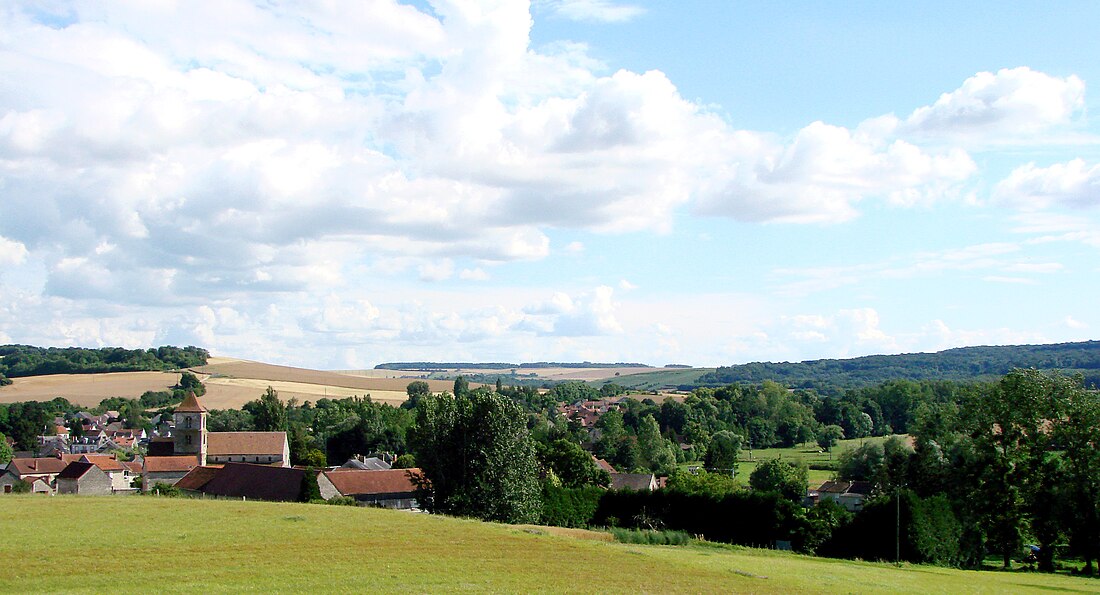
left=0, top=371, right=182, bottom=407
left=193, top=358, right=453, bottom=393
left=200, top=377, right=408, bottom=409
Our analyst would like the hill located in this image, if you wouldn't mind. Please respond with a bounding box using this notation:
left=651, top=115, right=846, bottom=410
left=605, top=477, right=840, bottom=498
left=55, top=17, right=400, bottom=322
left=0, top=357, right=454, bottom=409
left=696, top=340, right=1100, bottom=389
left=2, top=496, right=1094, bottom=593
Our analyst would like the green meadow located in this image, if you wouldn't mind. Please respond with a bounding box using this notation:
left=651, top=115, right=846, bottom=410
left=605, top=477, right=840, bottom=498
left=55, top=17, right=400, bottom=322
left=3, top=496, right=1098, bottom=593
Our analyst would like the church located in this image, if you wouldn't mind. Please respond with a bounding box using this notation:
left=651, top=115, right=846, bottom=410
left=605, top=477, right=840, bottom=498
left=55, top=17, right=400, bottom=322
left=142, top=393, right=289, bottom=490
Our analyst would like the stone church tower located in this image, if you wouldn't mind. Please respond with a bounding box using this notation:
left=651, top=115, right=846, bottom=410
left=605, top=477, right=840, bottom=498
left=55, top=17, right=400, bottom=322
left=174, top=392, right=208, bottom=466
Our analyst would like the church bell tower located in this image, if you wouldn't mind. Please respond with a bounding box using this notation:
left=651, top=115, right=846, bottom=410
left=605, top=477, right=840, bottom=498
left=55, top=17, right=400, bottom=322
left=174, top=391, right=208, bottom=466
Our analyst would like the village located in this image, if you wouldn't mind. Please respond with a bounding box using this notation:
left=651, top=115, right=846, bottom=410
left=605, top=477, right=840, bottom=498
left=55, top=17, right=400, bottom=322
left=1, top=390, right=870, bottom=515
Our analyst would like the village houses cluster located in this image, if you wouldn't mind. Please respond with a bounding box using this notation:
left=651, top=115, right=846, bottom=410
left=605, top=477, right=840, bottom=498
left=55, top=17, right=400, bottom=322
left=3, top=392, right=869, bottom=512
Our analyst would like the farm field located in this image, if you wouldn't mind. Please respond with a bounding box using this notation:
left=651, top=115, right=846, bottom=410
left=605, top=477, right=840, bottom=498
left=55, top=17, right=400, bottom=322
left=2, top=496, right=1095, bottom=594
left=0, top=371, right=182, bottom=406
left=0, top=357, right=454, bottom=409
left=593, top=367, right=714, bottom=390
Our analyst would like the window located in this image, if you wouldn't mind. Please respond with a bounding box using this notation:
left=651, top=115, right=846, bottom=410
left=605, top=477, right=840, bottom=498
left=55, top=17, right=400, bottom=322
left=186, top=435, right=192, bottom=445
left=186, top=417, right=192, bottom=429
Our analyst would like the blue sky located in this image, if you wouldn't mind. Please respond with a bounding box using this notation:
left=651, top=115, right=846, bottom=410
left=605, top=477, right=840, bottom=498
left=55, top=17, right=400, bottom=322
left=0, top=1, right=1098, bottom=369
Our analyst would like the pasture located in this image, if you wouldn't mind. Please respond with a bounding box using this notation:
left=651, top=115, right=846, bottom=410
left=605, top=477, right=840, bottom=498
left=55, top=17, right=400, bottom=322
left=2, top=496, right=1096, bottom=593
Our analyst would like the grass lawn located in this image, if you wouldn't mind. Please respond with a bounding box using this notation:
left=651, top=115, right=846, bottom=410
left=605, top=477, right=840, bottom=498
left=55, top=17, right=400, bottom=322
left=3, top=496, right=1099, bottom=593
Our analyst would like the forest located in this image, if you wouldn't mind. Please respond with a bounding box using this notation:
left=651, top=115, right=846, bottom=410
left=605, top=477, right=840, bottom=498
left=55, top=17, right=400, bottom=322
left=0, top=345, right=208, bottom=382
left=696, top=340, right=1100, bottom=389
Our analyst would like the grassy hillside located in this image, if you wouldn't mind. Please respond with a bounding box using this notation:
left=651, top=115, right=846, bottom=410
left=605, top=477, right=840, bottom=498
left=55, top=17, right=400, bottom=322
left=3, top=496, right=1097, bottom=593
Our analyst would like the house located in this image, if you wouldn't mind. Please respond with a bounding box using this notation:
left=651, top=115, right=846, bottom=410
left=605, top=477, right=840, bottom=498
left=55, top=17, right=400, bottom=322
left=5, top=457, right=68, bottom=487
left=60, top=454, right=136, bottom=492
left=56, top=461, right=113, bottom=495
left=174, top=466, right=224, bottom=494
left=811, top=480, right=874, bottom=512
left=321, top=468, right=421, bottom=509
left=142, top=456, right=200, bottom=491
left=339, top=455, right=392, bottom=471
left=593, top=456, right=616, bottom=474
left=1, top=471, right=51, bottom=494
left=610, top=472, right=659, bottom=492
left=189, top=462, right=305, bottom=502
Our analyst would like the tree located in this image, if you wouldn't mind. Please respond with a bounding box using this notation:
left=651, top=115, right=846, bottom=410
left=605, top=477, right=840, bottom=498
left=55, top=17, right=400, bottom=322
left=405, top=381, right=431, bottom=408
left=635, top=415, right=677, bottom=475
left=246, top=387, right=288, bottom=432
left=704, top=431, right=742, bottom=475
left=749, top=458, right=808, bottom=502
left=1054, top=375, right=1100, bottom=574
left=817, top=425, right=844, bottom=452
left=452, top=376, right=469, bottom=397
left=537, top=439, right=610, bottom=488
left=0, top=431, right=13, bottom=464
left=177, top=371, right=206, bottom=396
left=392, top=453, right=416, bottom=469
left=409, top=390, right=541, bottom=523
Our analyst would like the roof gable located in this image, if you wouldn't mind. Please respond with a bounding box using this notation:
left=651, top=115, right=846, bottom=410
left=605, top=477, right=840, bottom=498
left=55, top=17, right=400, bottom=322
left=175, top=392, right=208, bottom=413
left=58, top=461, right=99, bottom=480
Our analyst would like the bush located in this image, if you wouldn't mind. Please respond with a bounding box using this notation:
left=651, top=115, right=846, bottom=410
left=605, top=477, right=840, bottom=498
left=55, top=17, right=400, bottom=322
left=325, top=496, right=359, bottom=506
left=146, top=482, right=183, bottom=497
left=540, top=485, right=603, bottom=528
left=611, top=527, right=691, bottom=546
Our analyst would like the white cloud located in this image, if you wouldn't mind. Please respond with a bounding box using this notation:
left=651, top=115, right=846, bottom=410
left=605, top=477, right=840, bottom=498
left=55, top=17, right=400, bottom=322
left=0, top=236, right=29, bottom=265
left=418, top=259, right=455, bottom=282
left=903, top=67, right=1085, bottom=138
left=518, top=285, right=622, bottom=336
left=618, top=279, right=637, bottom=290
left=994, top=159, right=1100, bottom=211
left=564, top=241, right=585, bottom=254
left=537, top=0, right=645, bottom=23
left=1065, top=316, right=1088, bottom=329
left=459, top=268, right=490, bottom=281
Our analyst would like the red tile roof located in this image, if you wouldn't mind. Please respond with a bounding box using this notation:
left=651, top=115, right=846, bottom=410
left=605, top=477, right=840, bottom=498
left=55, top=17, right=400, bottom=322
left=143, top=455, right=200, bottom=473
left=207, top=432, right=286, bottom=457
left=323, top=468, right=421, bottom=497
left=7, top=458, right=68, bottom=476
left=60, top=454, right=124, bottom=472
left=175, top=392, right=207, bottom=413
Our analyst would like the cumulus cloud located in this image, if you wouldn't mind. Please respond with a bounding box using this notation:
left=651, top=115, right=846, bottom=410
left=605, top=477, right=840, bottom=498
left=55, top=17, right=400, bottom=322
left=0, top=236, right=29, bottom=265
left=902, top=67, right=1085, bottom=138
left=518, top=285, right=622, bottom=336
left=993, top=159, right=1100, bottom=211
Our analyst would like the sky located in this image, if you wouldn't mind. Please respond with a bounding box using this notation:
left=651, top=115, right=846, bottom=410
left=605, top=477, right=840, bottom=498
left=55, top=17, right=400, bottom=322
left=1, top=1, right=1099, bottom=370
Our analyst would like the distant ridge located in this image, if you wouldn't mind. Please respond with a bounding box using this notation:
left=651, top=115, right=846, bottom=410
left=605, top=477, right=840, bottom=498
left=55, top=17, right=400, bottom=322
left=375, top=362, right=652, bottom=370
left=695, top=340, right=1100, bottom=389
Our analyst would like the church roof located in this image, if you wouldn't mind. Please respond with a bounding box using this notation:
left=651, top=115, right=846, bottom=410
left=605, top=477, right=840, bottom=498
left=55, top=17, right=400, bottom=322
left=208, top=432, right=287, bottom=457
left=175, top=392, right=208, bottom=413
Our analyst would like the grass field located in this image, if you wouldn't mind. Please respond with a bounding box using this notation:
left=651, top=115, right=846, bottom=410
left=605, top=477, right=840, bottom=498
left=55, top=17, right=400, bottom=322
left=2, top=496, right=1096, bottom=593
left=593, top=367, right=713, bottom=390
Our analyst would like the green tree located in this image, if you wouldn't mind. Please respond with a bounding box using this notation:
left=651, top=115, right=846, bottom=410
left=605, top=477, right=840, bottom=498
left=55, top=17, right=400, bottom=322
left=177, top=371, right=206, bottom=396
left=452, top=376, right=469, bottom=397
left=246, top=387, right=289, bottom=432
left=0, top=431, right=13, bottom=464
left=392, top=453, right=416, bottom=469
left=817, top=425, right=844, bottom=452
left=409, top=390, right=541, bottom=523
left=636, top=415, right=677, bottom=475
left=1054, top=375, right=1100, bottom=574
left=749, top=458, right=808, bottom=502
left=537, top=439, right=610, bottom=488
left=405, top=380, right=431, bottom=407
left=704, top=430, right=742, bottom=475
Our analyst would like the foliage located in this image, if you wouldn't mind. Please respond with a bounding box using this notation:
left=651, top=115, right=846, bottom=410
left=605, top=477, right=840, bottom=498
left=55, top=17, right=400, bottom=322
left=0, top=431, right=12, bottom=464
left=207, top=409, right=255, bottom=432
left=748, top=458, right=809, bottom=502
left=610, top=528, right=691, bottom=546
left=392, top=453, right=416, bottom=469
left=665, top=469, right=739, bottom=497
left=539, top=484, right=603, bottom=528
left=0, top=344, right=208, bottom=378
left=0, top=372, right=10, bottom=386
left=298, top=471, right=322, bottom=503
left=817, top=425, right=844, bottom=451
left=822, top=490, right=961, bottom=567
left=536, top=439, right=610, bottom=488
left=409, top=389, right=541, bottom=524
left=146, top=482, right=183, bottom=497
left=704, top=430, right=742, bottom=474
left=696, top=340, right=1100, bottom=389
left=245, top=387, right=289, bottom=432
left=177, top=371, right=206, bottom=396
left=10, top=480, right=31, bottom=493
left=325, top=495, right=358, bottom=506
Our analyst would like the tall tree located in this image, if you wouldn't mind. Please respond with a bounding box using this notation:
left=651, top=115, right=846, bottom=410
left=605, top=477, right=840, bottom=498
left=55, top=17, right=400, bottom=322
left=409, top=389, right=541, bottom=523
left=246, top=387, right=289, bottom=432
left=749, top=458, right=808, bottom=502
left=704, top=430, right=742, bottom=475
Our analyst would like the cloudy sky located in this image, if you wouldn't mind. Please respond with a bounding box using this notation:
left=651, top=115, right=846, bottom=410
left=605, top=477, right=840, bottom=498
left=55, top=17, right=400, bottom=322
left=1, top=1, right=1099, bottom=369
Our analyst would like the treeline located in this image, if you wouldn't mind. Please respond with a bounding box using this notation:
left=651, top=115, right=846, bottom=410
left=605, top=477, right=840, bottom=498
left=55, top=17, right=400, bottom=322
left=695, top=340, right=1100, bottom=389
left=0, top=345, right=208, bottom=379
left=375, top=361, right=650, bottom=370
